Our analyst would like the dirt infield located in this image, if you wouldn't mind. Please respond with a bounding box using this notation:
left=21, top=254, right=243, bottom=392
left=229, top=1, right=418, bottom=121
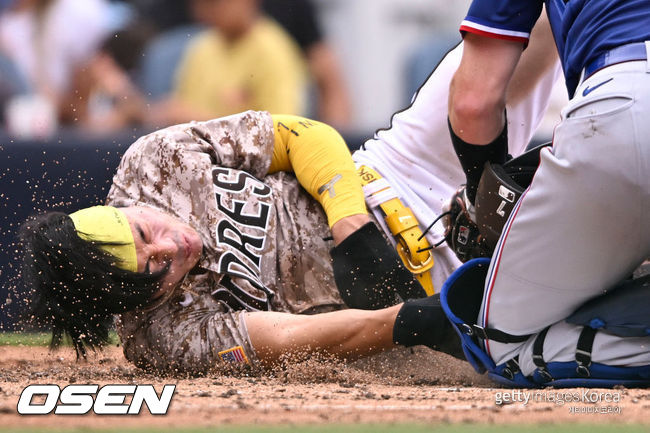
left=1, top=345, right=649, bottom=429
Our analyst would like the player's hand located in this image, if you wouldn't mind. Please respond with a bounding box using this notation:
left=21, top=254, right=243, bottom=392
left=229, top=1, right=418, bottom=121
left=442, top=186, right=491, bottom=263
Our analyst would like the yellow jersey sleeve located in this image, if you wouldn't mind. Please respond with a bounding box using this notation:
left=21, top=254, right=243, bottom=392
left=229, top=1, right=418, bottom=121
left=269, top=114, right=367, bottom=227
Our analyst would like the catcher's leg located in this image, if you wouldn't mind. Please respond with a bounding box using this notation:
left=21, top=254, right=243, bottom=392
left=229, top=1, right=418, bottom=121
left=441, top=258, right=650, bottom=387
left=479, top=61, right=650, bottom=366
left=516, top=321, right=650, bottom=381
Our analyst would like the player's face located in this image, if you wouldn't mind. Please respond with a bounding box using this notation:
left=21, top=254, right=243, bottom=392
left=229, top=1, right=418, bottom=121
left=120, top=206, right=203, bottom=295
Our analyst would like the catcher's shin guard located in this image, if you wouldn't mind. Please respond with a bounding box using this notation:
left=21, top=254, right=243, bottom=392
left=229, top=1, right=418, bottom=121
left=330, top=222, right=426, bottom=309
left=440, top=259, right=650, bottom=388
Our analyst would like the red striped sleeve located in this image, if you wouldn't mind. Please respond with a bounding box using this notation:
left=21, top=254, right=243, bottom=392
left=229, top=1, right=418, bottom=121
left=460, top=20, right=530, bottom=45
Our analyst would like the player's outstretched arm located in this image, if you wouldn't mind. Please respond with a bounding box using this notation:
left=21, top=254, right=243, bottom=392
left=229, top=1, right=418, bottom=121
left=244, top=306, right=401, bottom=363
left=244, top=294, right=462, bottom=365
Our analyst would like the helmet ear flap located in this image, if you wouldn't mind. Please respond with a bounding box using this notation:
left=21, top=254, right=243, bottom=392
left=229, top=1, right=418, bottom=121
left=475, top=142, right=551, bottom=250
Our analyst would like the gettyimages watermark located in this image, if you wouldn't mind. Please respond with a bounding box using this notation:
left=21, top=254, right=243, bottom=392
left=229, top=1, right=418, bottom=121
left=494, top=389, right=622, bottom=414
left=17, top=384, right=176, bottom=415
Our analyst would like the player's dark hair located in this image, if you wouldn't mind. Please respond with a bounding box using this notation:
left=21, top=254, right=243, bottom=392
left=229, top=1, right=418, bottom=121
left=18, top=211, right=166, bottom=358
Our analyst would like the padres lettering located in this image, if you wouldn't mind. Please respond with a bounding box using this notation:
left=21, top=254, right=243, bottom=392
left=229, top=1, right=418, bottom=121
left=17, top=384, right=176, bottom=415
left=212, top=167, right=274, bottom=309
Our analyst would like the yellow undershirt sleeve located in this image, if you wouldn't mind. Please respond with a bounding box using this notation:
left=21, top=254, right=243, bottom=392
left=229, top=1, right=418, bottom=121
left=269, top=114, right=367, bottom=227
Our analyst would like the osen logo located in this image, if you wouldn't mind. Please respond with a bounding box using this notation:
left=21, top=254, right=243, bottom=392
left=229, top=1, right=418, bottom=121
left=17, top=384, right=175, bottom=415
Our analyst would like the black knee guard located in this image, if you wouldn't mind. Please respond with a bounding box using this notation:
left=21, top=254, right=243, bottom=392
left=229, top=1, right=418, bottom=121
left=330, top=222, right=425, bottom=310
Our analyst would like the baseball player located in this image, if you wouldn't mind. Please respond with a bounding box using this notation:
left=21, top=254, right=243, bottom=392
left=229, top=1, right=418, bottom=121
left=19, top=16, right=561, bottom=374
left=352, top=12, right=561, bottom=296
left=444, top=0, right=650, bottom=385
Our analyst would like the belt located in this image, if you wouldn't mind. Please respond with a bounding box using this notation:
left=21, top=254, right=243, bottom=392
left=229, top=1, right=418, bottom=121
left=584, top=42, right=648, bottom=81
left=357, top=165, right=435, bottom=296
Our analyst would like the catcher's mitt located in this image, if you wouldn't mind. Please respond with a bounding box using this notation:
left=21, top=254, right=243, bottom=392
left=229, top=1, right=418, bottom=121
left=442, top=186, right=491, bottom=263
left=443, top=142, right=552, bottom=262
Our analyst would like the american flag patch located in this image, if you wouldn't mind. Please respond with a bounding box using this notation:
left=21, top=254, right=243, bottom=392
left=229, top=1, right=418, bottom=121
left=218, top=346, right=249, bottom=365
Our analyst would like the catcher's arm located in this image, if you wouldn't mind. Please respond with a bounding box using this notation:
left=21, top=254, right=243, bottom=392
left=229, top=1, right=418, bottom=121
left=448, top=33, right=523, bottom=145
left=448, top=35, right=523, bottom=205
left=506, top=11, right=559, bottom=106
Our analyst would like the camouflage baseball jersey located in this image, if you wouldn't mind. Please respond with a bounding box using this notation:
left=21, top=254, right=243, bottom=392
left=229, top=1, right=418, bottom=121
left=106, top=111, right=344, bottom=374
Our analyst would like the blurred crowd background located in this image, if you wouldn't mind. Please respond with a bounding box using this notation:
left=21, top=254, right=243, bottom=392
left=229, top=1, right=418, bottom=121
left=0, top=0, right=473, bottom=140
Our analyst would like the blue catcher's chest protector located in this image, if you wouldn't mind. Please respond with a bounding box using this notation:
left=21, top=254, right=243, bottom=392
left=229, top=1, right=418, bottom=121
left=440, top=258, right=650, bottom=388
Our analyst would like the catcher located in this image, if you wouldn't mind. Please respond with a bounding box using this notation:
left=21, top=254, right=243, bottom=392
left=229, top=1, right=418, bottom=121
left=440, top=0, right=650, bottom=388
left=19, top=16, right=562, bottom=374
